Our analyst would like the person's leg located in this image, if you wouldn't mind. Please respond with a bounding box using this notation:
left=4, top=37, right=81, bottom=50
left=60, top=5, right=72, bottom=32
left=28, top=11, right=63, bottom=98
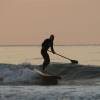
left=42, top=52, right=50, bottom=71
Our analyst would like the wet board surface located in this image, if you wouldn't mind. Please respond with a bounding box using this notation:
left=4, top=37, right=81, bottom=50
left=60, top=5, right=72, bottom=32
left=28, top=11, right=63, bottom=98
left=34, top=69, right=61, bottom=80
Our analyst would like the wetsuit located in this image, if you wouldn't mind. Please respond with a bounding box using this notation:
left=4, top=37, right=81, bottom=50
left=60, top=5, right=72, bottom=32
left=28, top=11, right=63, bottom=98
left=41, top=38, right=54, bottom=71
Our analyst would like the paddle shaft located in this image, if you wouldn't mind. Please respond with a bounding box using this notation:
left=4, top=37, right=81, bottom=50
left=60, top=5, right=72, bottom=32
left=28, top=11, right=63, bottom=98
left=48, top=50, right=78, bottom=64
left=48, top=50, right=71, bottom=60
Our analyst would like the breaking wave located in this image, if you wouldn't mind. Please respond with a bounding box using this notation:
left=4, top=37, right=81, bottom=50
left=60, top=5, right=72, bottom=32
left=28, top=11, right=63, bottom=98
left=0, top=63, right=100, bottom=85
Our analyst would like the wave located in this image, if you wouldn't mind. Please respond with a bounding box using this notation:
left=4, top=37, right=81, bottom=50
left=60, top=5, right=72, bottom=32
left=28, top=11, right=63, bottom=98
left=0, top=63, right=100, bottom=85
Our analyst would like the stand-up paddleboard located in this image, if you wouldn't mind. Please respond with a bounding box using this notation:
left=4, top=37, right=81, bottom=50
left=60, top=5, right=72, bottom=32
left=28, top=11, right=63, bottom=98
left=34, top=69, right=61, bottom=79
left=34, top=69, right=61, bottom=85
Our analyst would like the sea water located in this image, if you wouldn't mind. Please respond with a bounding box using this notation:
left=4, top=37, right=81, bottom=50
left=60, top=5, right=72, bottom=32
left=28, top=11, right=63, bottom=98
left=0, top=86, right=100, bottom=100
left=0, top=45, right=100, bottom=65
left=0, top=45, right=100, bottom=100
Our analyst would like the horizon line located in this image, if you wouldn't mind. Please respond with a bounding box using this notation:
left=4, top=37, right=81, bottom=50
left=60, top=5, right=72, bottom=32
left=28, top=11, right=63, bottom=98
left=0, top=44, right=100, bottom=47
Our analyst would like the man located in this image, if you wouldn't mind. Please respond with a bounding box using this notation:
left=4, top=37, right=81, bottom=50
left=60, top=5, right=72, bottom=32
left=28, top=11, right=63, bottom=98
left=41, top=34, right=56, bottom=72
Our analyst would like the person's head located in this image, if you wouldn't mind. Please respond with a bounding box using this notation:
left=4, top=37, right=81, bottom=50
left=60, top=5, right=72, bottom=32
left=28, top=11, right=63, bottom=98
left=50, top=34, right=54, bottom=41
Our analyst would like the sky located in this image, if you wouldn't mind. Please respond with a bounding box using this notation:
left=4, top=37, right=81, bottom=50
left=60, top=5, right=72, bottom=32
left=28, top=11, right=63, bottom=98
left=0, top=0, right=100, bottom=45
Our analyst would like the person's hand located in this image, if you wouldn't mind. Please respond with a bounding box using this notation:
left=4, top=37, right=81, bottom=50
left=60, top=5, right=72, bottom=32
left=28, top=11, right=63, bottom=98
left=52, top=51, right=56, bottom=54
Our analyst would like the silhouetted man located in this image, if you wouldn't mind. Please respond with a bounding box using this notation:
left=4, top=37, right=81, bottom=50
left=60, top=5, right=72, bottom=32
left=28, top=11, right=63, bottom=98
left=41, top=35, right=55, bottom=72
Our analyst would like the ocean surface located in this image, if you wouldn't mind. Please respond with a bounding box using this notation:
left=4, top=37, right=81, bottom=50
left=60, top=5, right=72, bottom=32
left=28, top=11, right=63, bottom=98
left=0, top=45, right=100, bottom=100
left=0, top=45, right=100, bottom=65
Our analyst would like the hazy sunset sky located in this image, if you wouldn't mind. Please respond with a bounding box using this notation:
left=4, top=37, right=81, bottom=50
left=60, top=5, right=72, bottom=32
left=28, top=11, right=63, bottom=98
left=0, top=0, right=100, bottom=45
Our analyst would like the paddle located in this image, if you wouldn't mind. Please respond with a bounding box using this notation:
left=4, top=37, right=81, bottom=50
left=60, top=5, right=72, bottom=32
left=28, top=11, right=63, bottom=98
left=48, top=50, right=78, bottom=64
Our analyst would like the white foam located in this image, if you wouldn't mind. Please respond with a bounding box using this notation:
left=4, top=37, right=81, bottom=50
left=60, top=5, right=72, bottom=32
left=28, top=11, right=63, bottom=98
left=0, top=64, right=41, bottom=84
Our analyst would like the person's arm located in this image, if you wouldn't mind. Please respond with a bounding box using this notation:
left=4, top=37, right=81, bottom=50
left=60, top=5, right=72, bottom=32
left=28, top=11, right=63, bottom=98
left=51, top=41, right=55, bottom=54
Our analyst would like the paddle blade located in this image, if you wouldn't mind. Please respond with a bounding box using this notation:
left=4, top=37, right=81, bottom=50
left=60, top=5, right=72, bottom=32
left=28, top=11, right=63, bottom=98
left=71, top=60, right=78, bottom=64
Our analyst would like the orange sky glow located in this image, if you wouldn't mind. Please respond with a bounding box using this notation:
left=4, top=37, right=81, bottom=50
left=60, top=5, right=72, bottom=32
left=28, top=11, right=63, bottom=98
left=0, top=0, right=100, bottom=45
